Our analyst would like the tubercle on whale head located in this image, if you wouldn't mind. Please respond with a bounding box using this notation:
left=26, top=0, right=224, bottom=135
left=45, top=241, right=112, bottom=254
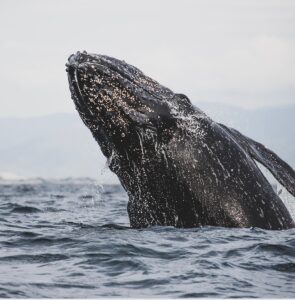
left=66, top=51, right=195, bottom=159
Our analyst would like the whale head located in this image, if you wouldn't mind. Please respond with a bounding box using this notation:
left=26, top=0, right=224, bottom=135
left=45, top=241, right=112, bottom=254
left=66, top=52, right=194, bottom=168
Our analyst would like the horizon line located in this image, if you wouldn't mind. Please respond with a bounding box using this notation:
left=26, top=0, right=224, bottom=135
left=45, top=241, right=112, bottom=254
left=1, top=101, right=295, bottom=120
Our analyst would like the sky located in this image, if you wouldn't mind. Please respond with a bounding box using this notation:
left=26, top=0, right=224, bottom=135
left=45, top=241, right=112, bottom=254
left=0, top=0, right=295, bottom=117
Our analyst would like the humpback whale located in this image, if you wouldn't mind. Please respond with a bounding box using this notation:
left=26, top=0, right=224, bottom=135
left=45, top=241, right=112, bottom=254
left=66, top=51, right=295, bottom=230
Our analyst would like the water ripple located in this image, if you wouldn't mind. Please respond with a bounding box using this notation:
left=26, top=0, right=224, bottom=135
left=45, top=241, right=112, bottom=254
left=0, top=253, right=69, bottom=264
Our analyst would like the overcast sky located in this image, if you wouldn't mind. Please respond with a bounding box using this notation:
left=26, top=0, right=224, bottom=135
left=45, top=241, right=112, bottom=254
left=1, top=0, right=295, bottom=117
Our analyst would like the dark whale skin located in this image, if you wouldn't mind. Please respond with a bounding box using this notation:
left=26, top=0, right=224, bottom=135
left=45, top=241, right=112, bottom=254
left=66, top=51, right=295, bottom=230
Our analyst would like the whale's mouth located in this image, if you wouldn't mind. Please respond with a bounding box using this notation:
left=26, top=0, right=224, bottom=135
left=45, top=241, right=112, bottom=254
left=66, top=54, right=89, bottom=115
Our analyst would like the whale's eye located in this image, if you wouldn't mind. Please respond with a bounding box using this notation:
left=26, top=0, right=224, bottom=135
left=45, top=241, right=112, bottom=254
left=173, top=94, right=193, bottom=112
left=175, top=94, right=191, bottom=104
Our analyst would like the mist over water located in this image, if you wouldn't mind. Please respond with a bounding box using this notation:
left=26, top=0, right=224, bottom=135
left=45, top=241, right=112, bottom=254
left=0, top=179, right=294, bottom=298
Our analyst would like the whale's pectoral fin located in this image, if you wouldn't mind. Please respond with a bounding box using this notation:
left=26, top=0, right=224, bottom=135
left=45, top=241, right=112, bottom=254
left=219, top=123, right=295, bottom=197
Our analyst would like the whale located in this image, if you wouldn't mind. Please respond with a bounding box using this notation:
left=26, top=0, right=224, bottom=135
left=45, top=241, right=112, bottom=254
left=66, top=51, right=295, bottom=230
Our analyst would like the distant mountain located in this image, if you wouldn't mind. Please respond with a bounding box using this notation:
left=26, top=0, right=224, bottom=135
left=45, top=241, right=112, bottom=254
left=197, top=102, right=295, bottom=168
left=0, top=113, right=116, bottom=183
left=0, top=104, right=294, bottom=182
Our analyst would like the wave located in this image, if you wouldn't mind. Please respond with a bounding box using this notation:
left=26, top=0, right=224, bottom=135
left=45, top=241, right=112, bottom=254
left=0, top=175, right=97, bottom=185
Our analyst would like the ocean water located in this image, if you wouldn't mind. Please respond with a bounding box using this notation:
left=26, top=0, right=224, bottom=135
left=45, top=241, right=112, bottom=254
left=0, top=178, right=294, bottom=298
